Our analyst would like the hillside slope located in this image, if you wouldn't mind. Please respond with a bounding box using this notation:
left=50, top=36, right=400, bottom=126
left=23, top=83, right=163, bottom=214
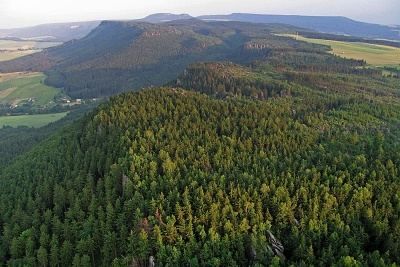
left=0, top=20, right=317, bottom=98
left=1, top=48, right=400, bottom=265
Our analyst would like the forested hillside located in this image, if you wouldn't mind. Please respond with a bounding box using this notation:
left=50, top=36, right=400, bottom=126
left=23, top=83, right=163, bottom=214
left=0, top=104, right=99, bottom=171
left=1, top=38, right=400, bottom=266
left=0, top=20, right=325, bottom=99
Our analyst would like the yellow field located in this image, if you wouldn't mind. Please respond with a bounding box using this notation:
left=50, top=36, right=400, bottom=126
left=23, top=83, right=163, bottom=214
left=282, top=34, right=400, bottom=67
left=0, top=50, right=38, bottom=62
left=0, top=40, right=61, bottom=62
left=0, top=40, right=37, bottom=49
left=0, top=72, right=43, bottom=82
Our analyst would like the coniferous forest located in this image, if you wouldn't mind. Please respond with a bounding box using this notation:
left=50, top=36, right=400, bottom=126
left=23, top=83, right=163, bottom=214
left=1, top=20, right=400, bottom=267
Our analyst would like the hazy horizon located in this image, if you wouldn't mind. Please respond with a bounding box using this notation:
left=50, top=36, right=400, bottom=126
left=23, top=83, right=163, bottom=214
left=1, top=0, right=399, bottom=29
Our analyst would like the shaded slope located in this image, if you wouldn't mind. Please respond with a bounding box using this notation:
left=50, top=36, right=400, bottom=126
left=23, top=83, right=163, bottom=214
left=0, top=103, right=99, bottom=172
left=1, top=48, right=400, bottom=265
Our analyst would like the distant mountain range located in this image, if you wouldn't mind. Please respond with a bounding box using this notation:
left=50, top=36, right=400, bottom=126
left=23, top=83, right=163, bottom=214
left=197, top=13, right=400, bottom=41
left=0, top=13, right=399, bottom=42
left=140, top=13, right=193, bottom=23
left=0, top=21, right=101, bottom=42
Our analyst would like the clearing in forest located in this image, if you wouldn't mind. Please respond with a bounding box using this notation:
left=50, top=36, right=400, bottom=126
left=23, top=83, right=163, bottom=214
left=0, top=72, right=60, bottom=106
left=0, top=112, right=68, bottom=128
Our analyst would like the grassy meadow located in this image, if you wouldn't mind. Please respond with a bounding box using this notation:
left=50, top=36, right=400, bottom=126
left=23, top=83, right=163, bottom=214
left=0, top=50, right=37, bottom=62
left=0, top=112, right=68, bottom=128
left=0, top=71, right=69, bottom=128
left=0, top=72, right=60, bottom=106
left=0, top=40, right=61, bottom=62
left=283, top=34, right=400, bottom=67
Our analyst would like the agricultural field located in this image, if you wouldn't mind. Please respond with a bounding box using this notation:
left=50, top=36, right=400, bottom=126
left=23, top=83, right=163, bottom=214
left=0, top=112, right=68, bottom=128
left=282, top=34, right=400, bottom=67
left=0, top=40, right=61, bottom=62
left=0, top=72, right=60, bottom=107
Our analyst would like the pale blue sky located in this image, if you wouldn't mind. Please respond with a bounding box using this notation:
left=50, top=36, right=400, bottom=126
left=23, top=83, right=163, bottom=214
left=1, top=0, right=399, bottom=29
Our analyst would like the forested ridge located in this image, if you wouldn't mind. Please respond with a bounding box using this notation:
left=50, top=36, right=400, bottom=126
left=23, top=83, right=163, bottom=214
left=1, top=17, right=400, bottom=267
left=1, top=39, right=400, bottom=266
left=0, top=20, right=335, bottom=99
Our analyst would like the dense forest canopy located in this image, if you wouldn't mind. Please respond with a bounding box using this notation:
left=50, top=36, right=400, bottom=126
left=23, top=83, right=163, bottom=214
left=0, top=103, right=99, bottom=171
left=1, top=34, right=400, bottom=266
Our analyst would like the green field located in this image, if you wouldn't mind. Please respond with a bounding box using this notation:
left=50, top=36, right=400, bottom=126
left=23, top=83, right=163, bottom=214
left=0, top=112, right=68, bottom=128
left=282, top=34, right=400, bottom=67
left=0, top=40, right=61, bottom=62
left=0, top=72, right=60, bottom=106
